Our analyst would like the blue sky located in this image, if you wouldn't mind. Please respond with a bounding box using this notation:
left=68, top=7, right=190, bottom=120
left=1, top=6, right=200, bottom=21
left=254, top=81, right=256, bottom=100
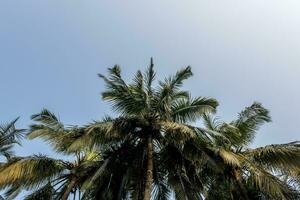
left=1, top=0, right=300, bottom=159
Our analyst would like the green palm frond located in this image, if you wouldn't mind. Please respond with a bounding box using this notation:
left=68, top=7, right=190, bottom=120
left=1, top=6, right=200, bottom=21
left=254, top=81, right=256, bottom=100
left=233, top=102, right=271, bottom=146
left=195, top=127, right=230, bottom=144
left=3, top=184, right=23, bottom=200
left=24, top=183, right=54, bottom=200
left=0, top=117, right=25, bottom=141
left=161, top=122, right=197, bottom=143
left=202, top=114, right=243, bottom=147
left=99, top=66, right=147, bottom=115
left=31, top=109, right=63, bottom=129
left=161, top=66, right=193, bottom=92
left=70, top=115, right=145, bottom=152
left=245, top=159, right=299, bottom=200
left=0, top=118, right=24, bottom=159
left=28, top=110, right=63, bottom=143
left=244, top=143, right=300, bottom=171
left=0, top=155, right=65, bottom=189
left=217, top=123, right=242, bottom=147
left=218, top=149, right=241, bottom=167
left=28, top=109, right=87, bottom=153
left=171, top=96, right=218, bottom=123
left=68, top=121, right=117, bottom=151
left=133, top=70, right=145, bottom=93
left=202, top=114, right=222, bottom=131
left=153, top=66, right=193, bottom=115
left=28, top=125, right=80, bottom=154
left=144, top=58, right=155, bottom=96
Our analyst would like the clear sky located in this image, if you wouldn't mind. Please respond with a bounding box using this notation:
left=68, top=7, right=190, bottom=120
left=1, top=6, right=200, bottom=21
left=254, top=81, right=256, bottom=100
left=1, top=0, right=300, bottom=159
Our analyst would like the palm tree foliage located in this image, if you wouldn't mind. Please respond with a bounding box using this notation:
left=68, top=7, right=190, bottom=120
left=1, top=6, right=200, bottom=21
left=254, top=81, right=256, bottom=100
left=0, top=146, right=102, bottom=199
left=202, top=103, right=300, bottom=200
left=0, top=118, right=24, bottom=160
left=0, top=60, right=300, bottom=200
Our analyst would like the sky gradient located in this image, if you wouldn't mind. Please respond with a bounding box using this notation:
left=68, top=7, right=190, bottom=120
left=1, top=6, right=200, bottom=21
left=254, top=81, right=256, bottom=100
left=1, top=0, right=300, bottom=160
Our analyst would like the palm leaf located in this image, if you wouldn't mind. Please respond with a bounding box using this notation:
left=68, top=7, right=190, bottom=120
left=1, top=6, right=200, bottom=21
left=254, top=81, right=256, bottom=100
left=233, top=102, right=271, bottom=146
left=171, top=96, right=218, bottom=123
left=244, top=143, right=300, bottom=171
left=0, top=155, right=65, bottom=189
left=24, top=183, right=54, bottom=200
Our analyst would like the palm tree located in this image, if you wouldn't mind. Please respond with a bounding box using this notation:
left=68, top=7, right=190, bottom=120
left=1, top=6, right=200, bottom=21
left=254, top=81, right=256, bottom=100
left=73, top=59, right=218, bottom=200
left=201, top=102, right=300, bottom=199
left=24, top=59, right=218, bottom=199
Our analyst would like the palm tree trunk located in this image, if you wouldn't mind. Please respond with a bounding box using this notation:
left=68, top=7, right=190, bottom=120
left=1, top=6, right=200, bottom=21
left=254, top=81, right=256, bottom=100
left=233, top=169, right=249, bottom=200
left=143, top=135, right=153, bottom=200
left=62, top=177, right=77, bottom=200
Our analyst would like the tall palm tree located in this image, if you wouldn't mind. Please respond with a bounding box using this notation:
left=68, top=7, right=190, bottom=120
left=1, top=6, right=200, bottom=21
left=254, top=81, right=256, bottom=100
left=73, top=59, right=218, bottom=200
left=24, top=59, right=218, bottom=199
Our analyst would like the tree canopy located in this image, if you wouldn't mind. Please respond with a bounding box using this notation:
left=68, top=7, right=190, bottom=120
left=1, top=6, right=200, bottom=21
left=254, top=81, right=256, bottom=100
left=1, top=60, right=300, bottom=200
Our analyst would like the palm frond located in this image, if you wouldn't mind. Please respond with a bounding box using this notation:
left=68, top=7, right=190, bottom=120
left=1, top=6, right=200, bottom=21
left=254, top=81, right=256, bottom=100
left=0, top=155, right=65, bottom=189
left=28, top=109, right=64, bottom=145
left=171, top=96, right=218, bottom=123
left=218, top=149, right=241, bottom=167
left=144, top=57, right=156, bottom=96
left=28, top=125, right=80, bottom=154
left=161, top=121, right=197, bottom=143
left=24, top=183, right=54, bottom=200
left=31, top=109, right=63, bottom=130
left=68, top=121, right=117, bottom=151
left=244, top=143, right=300, bottom=171
left=202, top=114, right=222, bottom=131
left=0, top=118, right=25, bottom=159
left=154, top=66, right=193, bottom=115
left=27, top=110, right=87, bottom=153
left=164, top=66, right=193, bottom=90
left=246, top=160, right=300, bottom=200
left=69, top=116, right=143, bottom=151
left=3, top=184, right=22, bottom=200
left=99, top=65, right=148, bottom=115
left=233, top=102, right=271, bottom=146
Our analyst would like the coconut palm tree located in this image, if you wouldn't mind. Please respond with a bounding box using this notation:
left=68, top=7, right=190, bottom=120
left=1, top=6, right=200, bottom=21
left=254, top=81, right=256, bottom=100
left=21, top=60, right=218, bottom=199
left=69, top=59, right=218, bottom=200
left=200, top=102, right=300, bottom=199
